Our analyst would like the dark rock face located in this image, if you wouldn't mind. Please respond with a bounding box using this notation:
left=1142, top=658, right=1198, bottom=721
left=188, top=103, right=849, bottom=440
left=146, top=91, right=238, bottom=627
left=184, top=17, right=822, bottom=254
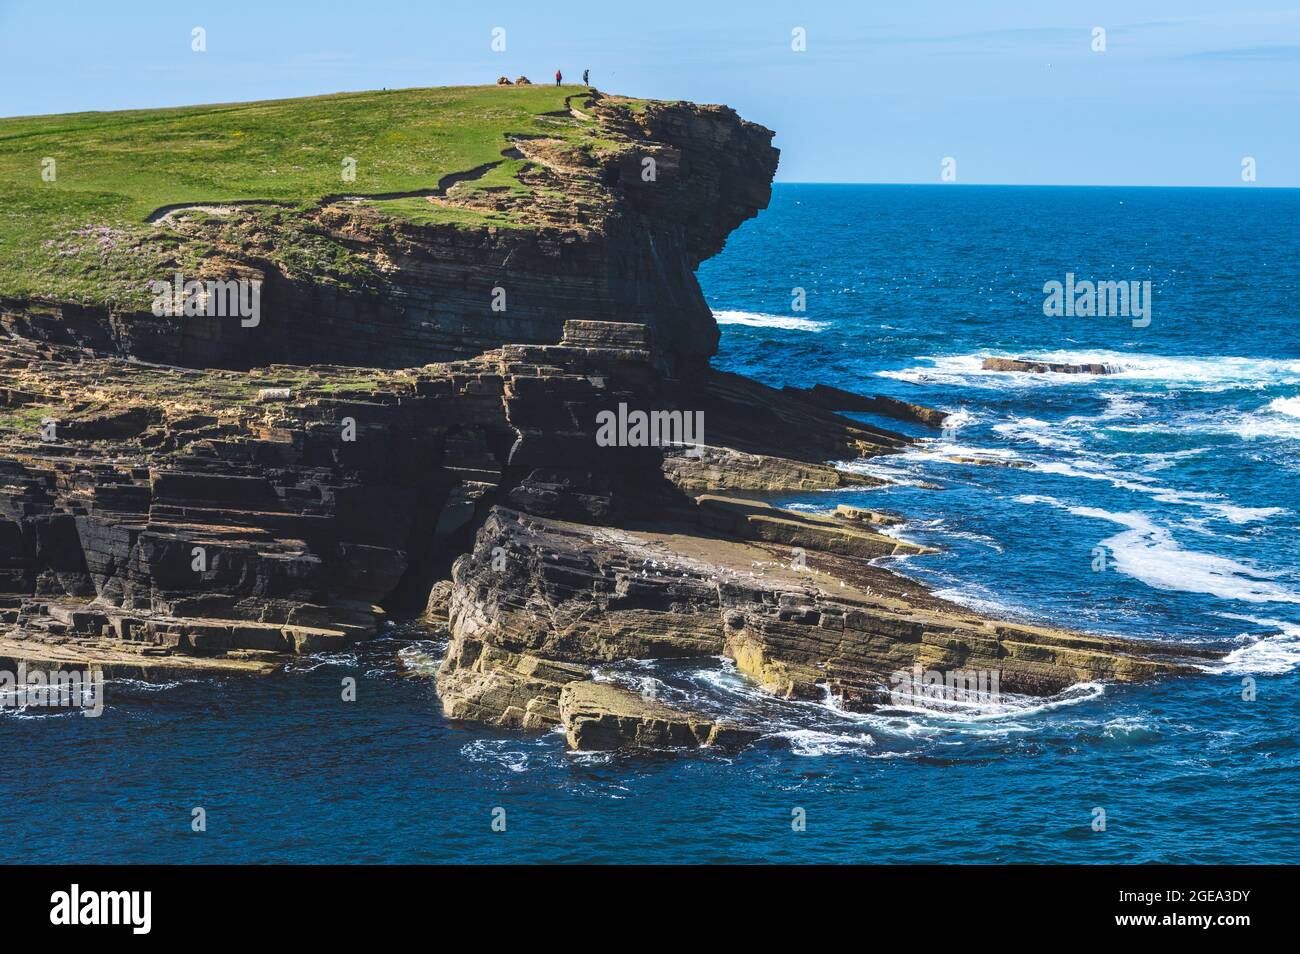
left=0, top=319, right=893, bottom=653
left=0, top=99, right=779, bottom=377
left=1, top=317, right=1219, bottom=752
left=782, top=384, right=949, bottom=427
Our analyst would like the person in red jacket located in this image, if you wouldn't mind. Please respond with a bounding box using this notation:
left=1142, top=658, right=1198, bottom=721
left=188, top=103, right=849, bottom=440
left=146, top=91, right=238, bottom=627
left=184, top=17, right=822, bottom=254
left=555, top=69, right=562, bottom=86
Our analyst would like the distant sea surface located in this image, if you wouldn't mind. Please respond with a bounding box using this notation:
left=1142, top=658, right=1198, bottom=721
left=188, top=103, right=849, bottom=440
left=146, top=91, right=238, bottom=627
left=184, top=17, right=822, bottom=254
left=4, top=184, right=1298, bottom=863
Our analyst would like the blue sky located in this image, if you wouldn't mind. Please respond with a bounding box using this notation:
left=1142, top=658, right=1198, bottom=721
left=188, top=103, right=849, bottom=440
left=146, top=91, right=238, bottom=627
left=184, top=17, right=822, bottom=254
left=1, top=0, right=1297, bottom=185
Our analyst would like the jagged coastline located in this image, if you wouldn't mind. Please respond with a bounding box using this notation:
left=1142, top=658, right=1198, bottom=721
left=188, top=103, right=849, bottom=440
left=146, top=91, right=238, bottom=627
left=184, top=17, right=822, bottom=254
left=0, top=88, right=1220, bottom=751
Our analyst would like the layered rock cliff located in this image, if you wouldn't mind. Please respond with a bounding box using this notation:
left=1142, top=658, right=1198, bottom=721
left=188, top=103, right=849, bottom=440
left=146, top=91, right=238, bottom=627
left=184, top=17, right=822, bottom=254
left=0, top=89, right=1220, bottom=752
left=0, top=95, right=778, bottom=375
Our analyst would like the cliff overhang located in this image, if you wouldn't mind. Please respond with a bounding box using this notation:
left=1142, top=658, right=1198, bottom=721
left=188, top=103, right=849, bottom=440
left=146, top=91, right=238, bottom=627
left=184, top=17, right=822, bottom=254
left=1, top=91, right=779, bottom=376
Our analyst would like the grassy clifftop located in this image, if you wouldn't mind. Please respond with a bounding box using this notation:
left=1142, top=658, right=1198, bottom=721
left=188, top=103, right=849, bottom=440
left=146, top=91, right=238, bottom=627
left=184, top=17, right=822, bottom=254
left=0, top=84, right=632, bottom=304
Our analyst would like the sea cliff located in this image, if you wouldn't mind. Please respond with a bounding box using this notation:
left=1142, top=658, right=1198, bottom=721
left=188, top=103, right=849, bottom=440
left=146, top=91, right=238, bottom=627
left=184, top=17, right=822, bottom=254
left=0, top=87, right=1218, bottom=749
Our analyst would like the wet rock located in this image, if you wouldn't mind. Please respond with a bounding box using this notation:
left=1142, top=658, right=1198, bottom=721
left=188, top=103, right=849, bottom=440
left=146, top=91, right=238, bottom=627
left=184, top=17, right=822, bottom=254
left=834, top=504, right=904, bottom=527
left=942, top=455, right=1034, bottom=468
left=784, top=384, right=949, bottom=427
left=559, top=681, right=759, bottom=752
left=982, top=357, right=1110, bottom=374
left=435, top=505, right=1219, bottom=736
left=694, top=494, right=934, bottom=558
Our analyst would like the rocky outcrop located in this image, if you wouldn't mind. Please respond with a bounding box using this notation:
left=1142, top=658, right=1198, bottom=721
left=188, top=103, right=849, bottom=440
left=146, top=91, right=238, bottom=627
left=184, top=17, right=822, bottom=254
left=559, top=681, right=758, bottom=752
left=435, top=504, right=1217, bottom=737
left=783, top=384, right=949, bottom=427
left=660, top=445, right=884, bottom=494
left=0, top=95, right=778, bottom=377
left=694, top=494, right=933, bottom=558
left=0, top=89, right=1220, bottom=754
left=1, top=315, right=1222, bottom=746
left=982, top=357, right=1110, bottom=374
left=0, top=319, right=905, bottom=678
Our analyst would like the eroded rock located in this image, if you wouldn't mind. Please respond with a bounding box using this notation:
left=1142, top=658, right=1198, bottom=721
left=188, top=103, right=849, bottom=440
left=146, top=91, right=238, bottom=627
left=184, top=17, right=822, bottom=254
left=559, top=681, right=758, bottom=752
left=435, top=505, right=1220, bottom=734
left=783, top=384, right=949, bottom=427
left=982, top=357, right=1110, bottom=374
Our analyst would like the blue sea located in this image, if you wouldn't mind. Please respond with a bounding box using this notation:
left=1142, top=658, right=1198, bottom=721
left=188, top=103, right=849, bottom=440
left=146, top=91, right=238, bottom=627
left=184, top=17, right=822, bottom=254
left=4, top=184, right=1298, bottom=864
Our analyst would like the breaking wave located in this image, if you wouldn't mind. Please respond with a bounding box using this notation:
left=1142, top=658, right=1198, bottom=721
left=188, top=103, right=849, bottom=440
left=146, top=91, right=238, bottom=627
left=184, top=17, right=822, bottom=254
left=1016, top=497, right=1300, bottom=604
left=879, top=351, right=1300, bottom=390
left=712, top=309, right=830, bottom=331
left=1214, top=614, right=1300, bottom=674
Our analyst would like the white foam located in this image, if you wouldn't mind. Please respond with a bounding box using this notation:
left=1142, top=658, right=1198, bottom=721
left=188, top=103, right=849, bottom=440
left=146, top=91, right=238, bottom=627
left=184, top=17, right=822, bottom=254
left=879, top=351, right=1300, bottom=390
left=1030, top=459, right=1284, bottom=524
left=930, top=583, right=1026, bottom=618
left=882, top=682, right=1104, bottom=722
left=1111, top=406, right=1300, bottom=442
left=396, top=640, right=447, bottom=675
left=1099, top=716, right=1159, bottom=740
left=993, top=416, right=1084, bottom=451
left=459, top=739, right=536, bottom=773
left=1028, top=500, right=1300, bottom=603
left=777, top=728, right=877, bottom=756
left=712, top=309, right=829, bottom=332
left=941, top=408, right=977, bottom=430
left=1268, top=396, right=1300, bottom=418
left=911, top=440, right=1021, bottom=462
left=1214, top=614, right=1300, bottom=674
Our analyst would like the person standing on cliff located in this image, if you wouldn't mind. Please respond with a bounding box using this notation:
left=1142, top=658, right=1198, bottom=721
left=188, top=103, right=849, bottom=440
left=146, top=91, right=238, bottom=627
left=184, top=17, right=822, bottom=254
left=583, top=68, right=589, bottom=86
left=555, top=69, right=562, bottom=86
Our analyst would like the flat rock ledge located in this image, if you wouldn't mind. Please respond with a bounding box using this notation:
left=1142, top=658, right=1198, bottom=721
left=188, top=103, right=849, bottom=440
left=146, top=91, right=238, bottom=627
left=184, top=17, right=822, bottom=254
left=982, top=357, right=1110, bottom=375
left=434, top=505, right=1221, bottom=755
left=559, top=681, right=758, bottom=752
left=782, top=384, right=949, bottom=427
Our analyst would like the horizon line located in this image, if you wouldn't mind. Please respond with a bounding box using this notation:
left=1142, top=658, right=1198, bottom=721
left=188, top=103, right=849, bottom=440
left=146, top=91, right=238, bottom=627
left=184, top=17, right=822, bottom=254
left=774, top=180, right=1299, bottom=190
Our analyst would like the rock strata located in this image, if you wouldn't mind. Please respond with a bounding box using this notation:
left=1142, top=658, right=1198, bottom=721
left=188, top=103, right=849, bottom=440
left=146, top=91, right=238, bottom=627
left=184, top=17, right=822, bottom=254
left=436, top=504, right=1218, bottom=738
left=982, top=357, right=1110, bottom=374
left=559, top=681, right=758, bottom=752
left=0, top=90, right=1220, bottom=755
left=0, top=94, right=779, bottom=377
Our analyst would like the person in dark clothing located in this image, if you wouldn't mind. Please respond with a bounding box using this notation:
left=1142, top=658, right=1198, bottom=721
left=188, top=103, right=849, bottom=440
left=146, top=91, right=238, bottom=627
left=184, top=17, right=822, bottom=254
left=555, top=69, right=562, bottom=86
left=583, top=68, right=589, bottom=86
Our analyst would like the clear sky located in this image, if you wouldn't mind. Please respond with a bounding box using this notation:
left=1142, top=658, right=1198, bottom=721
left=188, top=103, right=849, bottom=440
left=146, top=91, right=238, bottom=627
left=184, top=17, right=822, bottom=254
left=2, top=0, right=1297, bottom=186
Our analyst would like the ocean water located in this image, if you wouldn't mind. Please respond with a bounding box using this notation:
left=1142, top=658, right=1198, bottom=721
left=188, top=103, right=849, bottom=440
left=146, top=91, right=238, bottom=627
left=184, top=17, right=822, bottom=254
left=4, top=184, right=1298, bottom=864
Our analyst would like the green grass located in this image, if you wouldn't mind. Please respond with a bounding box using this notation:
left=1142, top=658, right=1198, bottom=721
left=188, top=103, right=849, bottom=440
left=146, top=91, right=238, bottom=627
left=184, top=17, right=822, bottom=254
left=363, top=196, right=520, bottom=229
left=0, top=85, right=629, bottom=305
left=0, top=405, right=54, bottom=434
